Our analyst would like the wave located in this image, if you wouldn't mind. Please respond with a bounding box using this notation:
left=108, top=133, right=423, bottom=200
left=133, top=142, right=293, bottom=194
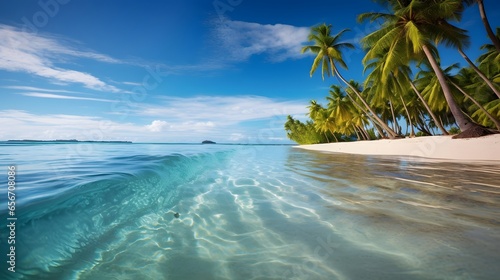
left=0, top=150, right=232, bottom=278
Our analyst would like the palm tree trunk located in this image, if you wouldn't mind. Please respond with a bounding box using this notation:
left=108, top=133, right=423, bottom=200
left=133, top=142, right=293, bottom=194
left=422, top=44, right=479, bottom=132
left=389, top=100, right=398, bottom=133
left=344, top=89, right=386, bottom=138
left=408, top=79, right=449, bottom=135
left=360, top=126, right=370, bottom=140
left=331, top=62, right=398, bottom=138
left=417, top=112, right=433, bottom=136
left=398, top=92, right=415, bottom=137
left=450, top=80, right=500, bottom=130
left=477, top=0, right=500, bottom=52
left=331, top=131, right=339, bottom=142
left=458, top=48, right=500, bottom=99
left=353, top=125, right=362, bottom=140
left=422, top=45, right=477, bottom=132
left=324, top=132, right=331, bottom=143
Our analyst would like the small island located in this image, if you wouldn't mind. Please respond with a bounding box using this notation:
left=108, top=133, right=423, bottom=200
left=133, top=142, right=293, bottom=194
left=201, top=140, right=216, bottom=144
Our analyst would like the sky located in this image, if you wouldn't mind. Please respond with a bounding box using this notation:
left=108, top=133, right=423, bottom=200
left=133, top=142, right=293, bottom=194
left=1, top=0, right=499, bottom=143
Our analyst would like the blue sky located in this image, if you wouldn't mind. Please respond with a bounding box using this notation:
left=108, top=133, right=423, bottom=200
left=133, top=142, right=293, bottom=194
left=1, top=0, right=499, bottom=143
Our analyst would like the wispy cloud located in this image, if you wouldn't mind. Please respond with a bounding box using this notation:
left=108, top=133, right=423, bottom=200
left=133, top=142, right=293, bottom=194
left=4, top=85, right=83, bottom=94
left=0, top=110, right=139, bottom=141
left=212, top=19, right=310, bottom=62
left=0, top=94, right=307, bottom=143
left=145, top=120, right=215, bottom=132
left=134, top=95, right=308, bottom=125
left=19, top=92, right=114, bottom=103
left=0, top=24, right=122, bottom=92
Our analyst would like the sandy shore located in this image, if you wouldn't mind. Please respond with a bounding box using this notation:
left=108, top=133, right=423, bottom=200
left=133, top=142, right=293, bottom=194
left=296, top=134, right=500, bottom=162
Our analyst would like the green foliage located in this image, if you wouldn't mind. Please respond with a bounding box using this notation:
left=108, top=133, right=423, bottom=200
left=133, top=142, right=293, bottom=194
left=284, top=116, right=332, bottom=144
left=286, top=0, right=500, bottom=143
left=301, top=24, right=354, bottom=80
left=448, top=126, right=461, bottom=135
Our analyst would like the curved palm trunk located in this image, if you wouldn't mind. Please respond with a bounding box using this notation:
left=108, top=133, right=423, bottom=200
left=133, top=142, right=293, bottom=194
left=360, top=126, right=370, bottom=140
left=408, top=79, right=449, bottom=135
left=331, top=62, right=398, bottom=138
left=458, top=48, right=500, bottom=99
left=398, top=92, right=415, bottom=137
left=344, top=89, right=386, bottom=138
left=389, top=100, right=398, bottom=133
left=417, top=112, right=434, bottom=136
left=353, top=125, right=362, bottom=140
left=450, top=80, right=500, bottom=130
left=323, top=132, right=331, bottom=143
left=477, top=0, right=500, bottom=52
left=331, top=132, right=339, bottom=142
left=422, top=44, right=479, bottom=132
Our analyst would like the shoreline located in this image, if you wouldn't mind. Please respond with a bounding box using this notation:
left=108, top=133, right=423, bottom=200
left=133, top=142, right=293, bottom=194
left=295, top=134, right=500, bottom=162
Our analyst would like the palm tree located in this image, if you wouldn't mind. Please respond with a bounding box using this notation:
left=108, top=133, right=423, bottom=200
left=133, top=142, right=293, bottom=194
left=363, top=47, right=449, bottom=135
left=408, top=77, right=449, bottom=135
left=458, top=47, right=500, bottom=99
left=416, top=64, right=463, bottom=114
left=285, top=115, right=327, bottom=144
left=326, top=86, right=353, bottom=131
left=345, top=80, right=388, bottom=138
left=477, top=28, right=500, bottom=82
left=450, top=79, right=500, bottom=129
left=453, top=68, right=500, bottom=129
left=327, top=85, right=366, bottom=139
left=461, top=0, right=500, bottom=52
left=359, top=0, right=487, bottom=136
left=364, top=52, right=416, bottom=135
left=308, top=100, right=336, bottom=142
left=301, top=23, right=398, bottom=138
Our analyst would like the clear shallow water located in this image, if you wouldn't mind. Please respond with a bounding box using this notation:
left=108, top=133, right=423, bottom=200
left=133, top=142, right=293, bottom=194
left=1, top=142, right=500, bottom=280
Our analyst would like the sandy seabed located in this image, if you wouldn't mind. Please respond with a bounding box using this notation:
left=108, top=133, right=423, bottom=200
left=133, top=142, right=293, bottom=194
left=296, top=134, right=500, bottom=162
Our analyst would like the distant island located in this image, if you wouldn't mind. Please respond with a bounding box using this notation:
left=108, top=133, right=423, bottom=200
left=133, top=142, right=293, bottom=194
left=6, top=139, right=132, bottom=143
left=201, top=140, right=216, bottom=144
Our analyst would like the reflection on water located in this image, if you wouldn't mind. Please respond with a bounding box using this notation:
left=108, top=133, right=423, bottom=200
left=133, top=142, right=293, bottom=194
left=0, top=144, right=499, bottom=279
left=287, top=149, right=500, bottom=279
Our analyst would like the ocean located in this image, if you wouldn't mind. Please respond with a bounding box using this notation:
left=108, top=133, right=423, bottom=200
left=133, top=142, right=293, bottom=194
left=1, top=142, right=499, bottom=279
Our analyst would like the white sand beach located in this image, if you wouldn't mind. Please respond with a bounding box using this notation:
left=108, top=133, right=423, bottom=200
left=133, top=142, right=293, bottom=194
left=296, top=134, right=500, bottom=162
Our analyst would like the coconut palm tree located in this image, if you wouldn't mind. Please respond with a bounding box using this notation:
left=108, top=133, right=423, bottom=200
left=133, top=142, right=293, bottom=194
left=450, top=79, right=500, bottom=129
left=308, top=100, right=336, bottom=142
left=327, top=85, right=362, bottom=139
left=345, top=80, right=388, bottom=138
left=363, top=52, right=413, bottom=135
left=477, top=28, right=500, bottom=82
left=285, top=115, right=327, bottom=144
left=453, top=68, right=500, bottom=129
left=301, top=23, right=398, bottom=138
left=359, top=0, right=488, bottom=136
left=416, top=64, right=463, bottom=114
left=418, top=62, right=500, bottom=130
left=458, top=47, right=500, bottom=99
left=461, top=0, right=500, bottom=52
left=408, top=77, right=449, bottom=135
left=363, top=48, right=449, bottom=135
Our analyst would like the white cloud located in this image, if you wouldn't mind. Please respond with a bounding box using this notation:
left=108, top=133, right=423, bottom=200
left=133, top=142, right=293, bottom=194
left=229, top=133, right=245, bottom=141
left=0, top=94, right=304, bottom=143
left=0, top=24, right=121, bottom=92
left=134, top=95, right=307, bottom=125
left=0, top=110, right=141, bottom=141
left=145, top=120, right=215, bottom=133
left=19, top=92, right=114, bottom=103
left=4, top=85, right=83, bottom=94
left=146, top=120, right=169, bottom=132
left=212, top=19, right=310, bottom=62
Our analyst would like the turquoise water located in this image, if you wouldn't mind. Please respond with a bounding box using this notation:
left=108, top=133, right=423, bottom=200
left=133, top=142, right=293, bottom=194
left=1, top=142, right=500, bottom=279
